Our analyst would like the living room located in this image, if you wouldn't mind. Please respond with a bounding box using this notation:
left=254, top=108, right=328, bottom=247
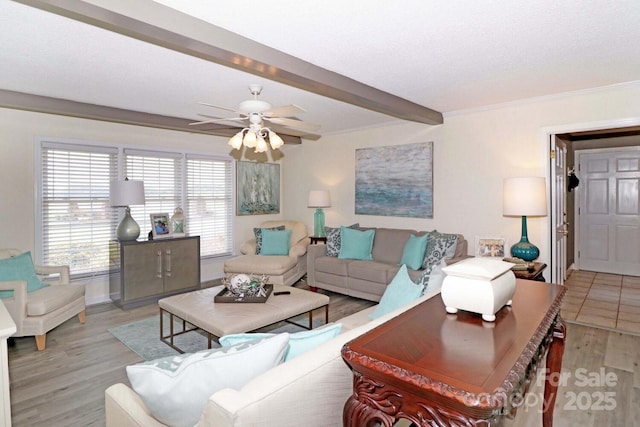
left=2, top=1, right=640, bottom=426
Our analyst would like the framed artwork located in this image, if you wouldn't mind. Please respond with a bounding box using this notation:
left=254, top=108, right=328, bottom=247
left=150, top=213, right=171, bottom=239
left=236, top=161, right=280, bottom=215
left=476, top=236, right=507, bottom=258
left=355, top=142, right=433, bottom=218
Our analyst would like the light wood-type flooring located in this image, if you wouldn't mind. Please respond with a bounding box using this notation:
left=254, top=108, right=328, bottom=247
left=6, top=280, right=640, bottom=426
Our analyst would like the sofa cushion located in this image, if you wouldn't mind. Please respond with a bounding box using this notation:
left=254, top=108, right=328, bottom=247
left=0, top=251, right=50, bottom=299
left=422, top=230, right=458, bottom=269
left=260, top=220, right=308, bottom=248
left=339, top=227, right=375, bottom=260
left=224, top=254, right=298, bottom=276
left=260, top=229, right=292, bottom=256
left=370, top=228, right=420, bottom=265
left=254, top=226, right=285, bottom=254
left=126, top=334, right=289, bottom=427
left=314, top=256, right=349, bottom=276
left=219, top=323, right=342, bottom=361
left=325, top=223, right=359, bottom=257
left=369, top=264, right=424, bottom=320
left=400, top=233, right=429, bottom=270
left=348, top=260, right=395, bottom=285
left=27, top=283, right=85, bottom=316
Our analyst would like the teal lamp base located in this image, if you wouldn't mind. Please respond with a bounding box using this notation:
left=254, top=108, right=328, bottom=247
left=510, top=216, right=539, bottom=262
left=314, top=208, right=325, bottom=237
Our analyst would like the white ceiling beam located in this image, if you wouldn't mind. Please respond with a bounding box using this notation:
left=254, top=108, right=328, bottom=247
left=13, top=0, right=443, bottom=126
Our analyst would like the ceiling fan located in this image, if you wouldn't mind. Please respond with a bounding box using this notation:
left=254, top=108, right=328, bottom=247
left=190, top=84, right=321, bottom=134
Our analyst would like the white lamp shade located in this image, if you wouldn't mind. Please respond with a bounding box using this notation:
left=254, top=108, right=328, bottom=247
left=308, top=190, right=331, bottom=208
left=110, top=180, right=145, bottom=207
left=503, top=177, right=547, bottom=216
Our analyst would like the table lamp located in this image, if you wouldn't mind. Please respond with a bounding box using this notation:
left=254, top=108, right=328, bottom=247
left=110, top=178, right=145, bottom=241
left=502, top=177, right=547, bottom=261
left=308, top=190, right=331, bottom=237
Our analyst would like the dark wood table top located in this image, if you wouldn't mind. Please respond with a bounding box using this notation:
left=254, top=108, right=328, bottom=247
left=342, top=279, right=566, bottom=410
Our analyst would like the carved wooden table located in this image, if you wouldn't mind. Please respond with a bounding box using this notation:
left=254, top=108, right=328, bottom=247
left=342, top=279, right=566, bottom=427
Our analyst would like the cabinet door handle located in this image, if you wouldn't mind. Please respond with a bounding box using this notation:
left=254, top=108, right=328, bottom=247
left=165, top=249, right=172, bottom=277
left=156, top=250, right=163, bottom=278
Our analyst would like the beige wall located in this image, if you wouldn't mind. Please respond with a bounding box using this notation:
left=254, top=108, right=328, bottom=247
left=2, top=82, right=640, bottom=302
left=284, top=83, right=640, bottom=281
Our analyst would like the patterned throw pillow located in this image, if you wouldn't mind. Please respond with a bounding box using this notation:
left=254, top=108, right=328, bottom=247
left=421, top=230, right=458, bottom=270
left=325, top=223, right=359, bottom=257
left=254, top=226, right=285, bottom=254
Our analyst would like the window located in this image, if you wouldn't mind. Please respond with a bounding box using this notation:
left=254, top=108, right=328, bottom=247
left=37, top=140, right=234, bottom=278
left=38, top=142, right=119, bottom=277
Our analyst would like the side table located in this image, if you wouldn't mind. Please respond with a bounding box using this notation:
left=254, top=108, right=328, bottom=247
left=309, top=236, right=327, bottom=245
left=513, top=262, right=547, bottom=282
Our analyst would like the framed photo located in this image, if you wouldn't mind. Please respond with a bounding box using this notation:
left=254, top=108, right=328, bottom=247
left=476, top=236, right=507, bottom=258
left=150, top=213, right=171, bottom=239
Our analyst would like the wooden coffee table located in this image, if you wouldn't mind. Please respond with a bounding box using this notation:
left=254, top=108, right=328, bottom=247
left=158, top=285, right=329, bottom=353
left=342, top=279, right=566, bottom=427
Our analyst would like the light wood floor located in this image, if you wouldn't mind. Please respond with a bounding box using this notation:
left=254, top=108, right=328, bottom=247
left=6, top=281, right=640, bottom=427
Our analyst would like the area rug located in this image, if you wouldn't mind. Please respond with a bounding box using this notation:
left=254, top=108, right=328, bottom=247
left=109, top=315, right=321, bottom=361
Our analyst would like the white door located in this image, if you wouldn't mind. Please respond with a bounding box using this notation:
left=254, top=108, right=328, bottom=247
left=551, top=136, right=568, bottom=284
left=578, top=149, right=640, bottom=276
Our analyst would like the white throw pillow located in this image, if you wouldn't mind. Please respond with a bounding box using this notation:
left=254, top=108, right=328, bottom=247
left=126, top=333, right=289, bottom=427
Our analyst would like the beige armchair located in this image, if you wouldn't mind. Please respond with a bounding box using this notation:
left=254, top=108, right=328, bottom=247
left=224, top=220, right=309, bottom=286
left=0, top=249, right=85, bottom=350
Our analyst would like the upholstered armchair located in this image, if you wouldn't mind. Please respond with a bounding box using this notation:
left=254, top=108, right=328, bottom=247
left=0, top=249, right=86, bottom=350
left=224, top=220, right=309, bottom=286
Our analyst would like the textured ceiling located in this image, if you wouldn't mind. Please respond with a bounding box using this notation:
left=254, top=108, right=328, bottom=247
left=2, top=0, right=640, bottom=137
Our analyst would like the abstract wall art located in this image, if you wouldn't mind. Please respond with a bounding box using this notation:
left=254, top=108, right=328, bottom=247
left=355, top=142, right=433, bottom=218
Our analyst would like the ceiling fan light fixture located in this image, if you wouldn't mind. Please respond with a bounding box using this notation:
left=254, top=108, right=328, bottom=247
left=268, top=130, right=284, bottom=149
left=243, top=130, right=257, bottom=148
left=255, top=135, right=268, bottom=153
left=228, top=130, right=245, bottom=150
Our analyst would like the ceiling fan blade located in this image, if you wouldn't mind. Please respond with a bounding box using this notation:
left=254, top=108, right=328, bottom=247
left=189, top=116, right=246, bottom=126
left=198, top=102, right=244, bottom=115
left=265, top=116, right=321, bottom=132
left=262, top=104, right=306, bottom=117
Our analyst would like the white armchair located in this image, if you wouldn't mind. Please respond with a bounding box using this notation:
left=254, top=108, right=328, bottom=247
left=0, top=249, right=85, bottom=350
left=224, top=220, right=309, bottom=286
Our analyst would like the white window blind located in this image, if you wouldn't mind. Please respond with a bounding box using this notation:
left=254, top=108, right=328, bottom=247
left=39, top=142, right=118, bottom=277
left=38, top=142, right=235, bottom=278
left=186, top=155, right=233, bottom=258
left=124, top=149, right=183, bottom=235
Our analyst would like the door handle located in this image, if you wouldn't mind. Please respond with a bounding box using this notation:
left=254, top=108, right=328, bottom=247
left=165, top=249, right=172, bottom=277
left=156, top=250, right=163, bottom=278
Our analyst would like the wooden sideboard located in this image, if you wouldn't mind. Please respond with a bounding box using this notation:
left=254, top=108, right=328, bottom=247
left=342, top=279, right=566, bottom=427
left=110, top=236, right=201, bottom=307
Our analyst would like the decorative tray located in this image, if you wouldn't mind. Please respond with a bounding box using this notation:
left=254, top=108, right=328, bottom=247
left=214, top=284, right=273, bottom=303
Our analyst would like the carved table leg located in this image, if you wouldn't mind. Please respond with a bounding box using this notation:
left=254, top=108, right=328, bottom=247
left=543, top=316, right=566, bottom=427
left=343, top=372, right=399, bottom=427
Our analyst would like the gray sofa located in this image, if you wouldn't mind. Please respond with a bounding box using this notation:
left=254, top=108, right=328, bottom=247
left=307, top=227, right=468, bottom=301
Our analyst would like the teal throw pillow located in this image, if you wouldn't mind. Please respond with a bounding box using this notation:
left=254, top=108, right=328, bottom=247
left=0, top=251, right=49, bottom=299
left=400, top=233, right=429, bottom=270
left=369, top=264, right=424, bottom=320
left=219, top=322, right=342, bottom=361
left=338, top=227, right=375, bottom=260
left=253, top=225, right=285, bottom=254
left=324, top=223, right=359, bottom=257
left=259, top=229, right=292, bottom=256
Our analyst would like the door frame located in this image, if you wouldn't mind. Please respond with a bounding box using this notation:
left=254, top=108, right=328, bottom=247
left=541, top=117, right=640, bottom=284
